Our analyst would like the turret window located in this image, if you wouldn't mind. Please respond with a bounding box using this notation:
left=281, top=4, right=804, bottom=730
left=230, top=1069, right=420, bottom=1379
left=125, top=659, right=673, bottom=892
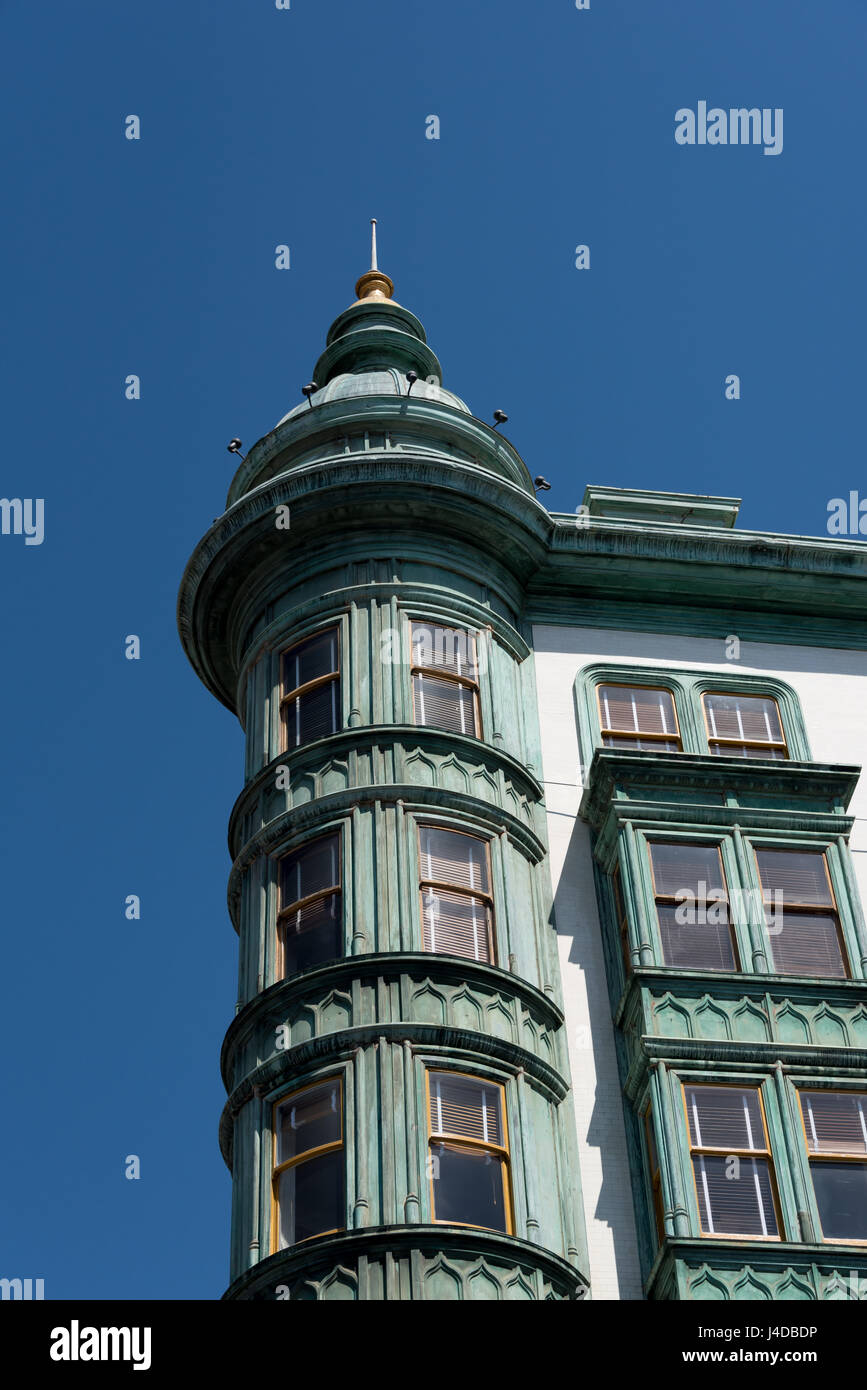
left=683, top=1084, right=780, bottom=1239
left=597, top=683, right=681, bottom=752
left=798, top=1090, right=867, bottom=1242
left=278, top=832, right=341, bottom=978
left=418, top=825, right=494, bottom=963
left=427, top=1070, right=511, bottom=1233
left=273, top=1080, right=344, bottom=1248
left=280, top=628, right=339, bottom=748
left=411, top=621, right=480, bottom=737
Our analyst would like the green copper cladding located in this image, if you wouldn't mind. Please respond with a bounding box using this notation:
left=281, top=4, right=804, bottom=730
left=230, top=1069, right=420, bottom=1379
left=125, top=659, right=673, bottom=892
left=179, top=255, right=867, bottom=1302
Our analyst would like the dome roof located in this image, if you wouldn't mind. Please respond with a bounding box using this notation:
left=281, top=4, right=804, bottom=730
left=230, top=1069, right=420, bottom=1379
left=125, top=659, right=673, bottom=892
left=277, top=369, right=471, bottom=424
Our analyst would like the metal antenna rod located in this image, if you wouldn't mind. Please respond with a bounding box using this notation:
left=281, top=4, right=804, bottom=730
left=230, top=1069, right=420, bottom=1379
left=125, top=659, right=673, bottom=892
left=370, top=218, right=378, bottom=271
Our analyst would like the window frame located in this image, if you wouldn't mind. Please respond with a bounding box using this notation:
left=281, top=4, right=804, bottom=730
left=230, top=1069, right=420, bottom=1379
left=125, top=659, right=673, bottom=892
left=271, top=1076, right=345, bottom=1250
left=410, top=619, right=482, bottom=738
left=647, top=837, right=741, bottom=972
left=276, top=830, right=343, bottom=981
left=596, top=681, right=682, bottom=752
left=279, top=625, right=341, bottom=751
left=417, top=823, right=496, bottom=965
left=701, top=690, right=788, bottom=760
left=643, top=1104, right=666, bottom=1246
left=425, top=1067, right=514, bottom=1234
left=752, top=843, right=851, bottom=981
left=681, top=1080, right=782, bottom=1242
left=796, top=1087, right=867, bottom=1246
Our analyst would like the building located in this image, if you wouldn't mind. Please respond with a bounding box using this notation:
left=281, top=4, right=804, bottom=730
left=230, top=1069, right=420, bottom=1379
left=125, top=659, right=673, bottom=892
left=178, top=244, right=867, bottom=1301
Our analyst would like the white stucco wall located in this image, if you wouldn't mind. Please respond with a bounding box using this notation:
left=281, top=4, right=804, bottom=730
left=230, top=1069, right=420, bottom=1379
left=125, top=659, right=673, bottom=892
left=532, top=624, right=867, bottom=1300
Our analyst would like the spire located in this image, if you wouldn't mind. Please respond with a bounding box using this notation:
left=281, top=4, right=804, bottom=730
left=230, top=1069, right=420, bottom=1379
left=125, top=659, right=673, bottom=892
left=354, top=217, right=395, bottom=303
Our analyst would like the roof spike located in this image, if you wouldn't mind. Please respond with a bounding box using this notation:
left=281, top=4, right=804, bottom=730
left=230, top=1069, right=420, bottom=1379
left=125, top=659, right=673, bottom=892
left=354, top=217, right=394, bottom=304
left=370, top=218, right=378, bottom=272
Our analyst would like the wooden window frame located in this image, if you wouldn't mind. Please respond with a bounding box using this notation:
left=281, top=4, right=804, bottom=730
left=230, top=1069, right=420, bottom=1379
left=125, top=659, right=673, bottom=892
left=648, top=838, right=740, bottom=971
left=702, top=690, right=788, bottom=759
left=417, top=824, right=496, bottom=965
left=271, top=1077, right=344, bottom=1250
left=596, top=681, right=682, bottom=751
left=681, top=1081, right=782, bottom=1241
left=410, top=620, right=482, bottom=738
left=425, top=1068, right=514, bottom=1234
left=797, top=1088, right=867, bottom=1245
left=753, top=845, right=850, bottom=980
left=277, top=831, right=343, bottom=981
left=279, top=626, right=340, bottom=751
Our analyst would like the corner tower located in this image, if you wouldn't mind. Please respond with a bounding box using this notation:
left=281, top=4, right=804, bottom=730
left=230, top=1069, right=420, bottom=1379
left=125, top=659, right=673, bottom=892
left=178, top=233, right=589, bottom=1300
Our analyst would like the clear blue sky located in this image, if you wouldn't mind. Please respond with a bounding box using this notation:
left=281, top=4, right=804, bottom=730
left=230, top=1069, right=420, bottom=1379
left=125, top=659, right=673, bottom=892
left=1, top=0, right=864, bottom=1299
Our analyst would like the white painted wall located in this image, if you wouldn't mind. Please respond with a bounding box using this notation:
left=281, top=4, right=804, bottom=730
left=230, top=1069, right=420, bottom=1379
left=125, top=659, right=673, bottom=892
left=532, top=623, right=867, bottom=1300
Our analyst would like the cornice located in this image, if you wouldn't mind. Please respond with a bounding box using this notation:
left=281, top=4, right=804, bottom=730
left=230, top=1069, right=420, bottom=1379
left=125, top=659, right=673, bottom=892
left=220, top=951, right=565, bottom=1092
left=227, top=724, right=544, bottom=858
left=580, top=749, right=860, bottom=835
left=221, top=1225, right=588, bottom=1300
left=218, top=1023, right=572, bottom=1168
left=227, top=781, right=547, bottom=928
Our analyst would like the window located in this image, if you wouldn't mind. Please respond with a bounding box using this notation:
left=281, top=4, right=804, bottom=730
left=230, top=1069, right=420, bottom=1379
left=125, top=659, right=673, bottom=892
left=703, top=692, right=788, bottom=760
left=418, top=825, right=494, bottom=963
left=755, top=847, right=848, bottom=979
left=278, top=832, right=341, bottom=978
left=612, top=865, right=632, bottom=977
left=649, top=841, right=738, bottom=971
left=683, top=1084, right=780, bottom=1238
left=280, top=628, right=339, bottom=749
left=644, top=1107, right=665, bottom=1244
left=427, top=1070, right=511, bottom=1232
left=411, top=621, right=480, bottom=737
left=597, top=684, right=681, bottom=752
left=799, top=1091, right=867, bottom=1242
left=273, top=1080, right=343, bottom=1248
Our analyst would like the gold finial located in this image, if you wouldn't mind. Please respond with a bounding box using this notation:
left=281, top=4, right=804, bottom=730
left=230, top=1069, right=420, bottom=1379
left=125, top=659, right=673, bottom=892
left=354, top=217, right=394, bottom=302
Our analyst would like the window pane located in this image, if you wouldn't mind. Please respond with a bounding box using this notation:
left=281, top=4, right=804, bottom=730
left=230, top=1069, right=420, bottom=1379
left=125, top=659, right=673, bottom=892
left=602, top=734, right=681, bottom=752
left=429, top=1072, right=503, bottom=1145
left=710, top=742, right=786, bottom=760
left=657, top=906, right=736, bottom=971
left=704, top=694, right=783, bottom=745
left=755, top=849, right=833, bottom=906
left=692, top=1153, right=778, bottom=1237
left=413, top=673, right=477, bottom=735
left=281, top=834, right=339, bottom=907
left=431, top=1143, right=507, bottom=1232
left=685, top=1086, right=766, bottom=1152
left=422, top=888, right=491, bottom=962
left=810, top=1161, right=867, bottom=1241
left=599, top=685, right=677, bottom=736
left=801, top=1092, right=867, bottom=1155
left=650, top=842, right=726, bottom=897
left=277, top=1082, right=341, bottom=1165
left=412, top=622, right=478, bottom=680
left=767, top=909, right=846, bottom=978
left=277, top=1149, right=343, bottom=1246
left=285, top=678, right=339, bottom=746
left=419, top=827, right=489, bottom=894
left=282, top=630, right=338, bottom=694
left=282, top=893, right=341, bottom=976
